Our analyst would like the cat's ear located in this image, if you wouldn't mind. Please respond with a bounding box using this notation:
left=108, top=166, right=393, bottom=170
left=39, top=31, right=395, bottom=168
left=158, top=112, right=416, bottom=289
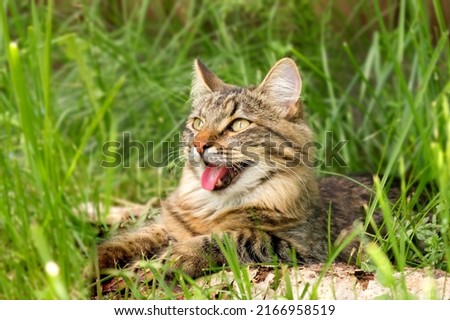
left=191, top=59, right=229, bottom=98
left=256, top=58, right=302, bottom=118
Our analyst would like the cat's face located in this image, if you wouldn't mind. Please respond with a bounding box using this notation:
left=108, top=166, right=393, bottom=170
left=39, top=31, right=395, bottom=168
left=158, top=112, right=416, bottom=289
left=182, top=59, right=314, bottom=195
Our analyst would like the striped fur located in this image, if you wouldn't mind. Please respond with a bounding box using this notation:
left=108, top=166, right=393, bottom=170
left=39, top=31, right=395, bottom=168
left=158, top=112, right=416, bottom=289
left=97, top=58, right=375, bottom=279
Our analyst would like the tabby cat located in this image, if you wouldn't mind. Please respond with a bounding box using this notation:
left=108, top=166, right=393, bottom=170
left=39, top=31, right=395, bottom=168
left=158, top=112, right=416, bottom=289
left=97, top=58, right=380, bottom=280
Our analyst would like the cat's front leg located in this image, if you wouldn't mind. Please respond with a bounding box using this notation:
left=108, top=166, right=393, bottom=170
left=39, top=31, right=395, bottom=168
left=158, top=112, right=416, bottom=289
left=97, top=223, right=170, bottom=270
left=164, top=230, right=294, bottom=278
left=163, top=235, right=227, bottom=278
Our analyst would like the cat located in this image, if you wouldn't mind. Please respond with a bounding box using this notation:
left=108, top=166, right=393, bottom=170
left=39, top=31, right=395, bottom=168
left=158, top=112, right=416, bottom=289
left=97, top=58, right=384, bottom=282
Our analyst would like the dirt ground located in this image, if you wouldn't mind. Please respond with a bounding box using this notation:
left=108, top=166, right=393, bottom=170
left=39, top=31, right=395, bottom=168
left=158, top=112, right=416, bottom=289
left=199, top=263, right=450, bottom=300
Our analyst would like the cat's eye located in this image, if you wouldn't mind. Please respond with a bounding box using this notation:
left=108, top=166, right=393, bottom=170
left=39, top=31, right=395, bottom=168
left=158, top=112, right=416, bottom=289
left=230, top=118, right=251, bottom=132
left=192, top=117, right=204, bottom=130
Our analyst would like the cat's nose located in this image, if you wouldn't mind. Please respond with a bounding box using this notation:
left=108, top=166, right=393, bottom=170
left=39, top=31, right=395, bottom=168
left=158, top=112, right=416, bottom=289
left=194, top=140, right=212, bottom=154
left=194, top=131, right=214, bottom=154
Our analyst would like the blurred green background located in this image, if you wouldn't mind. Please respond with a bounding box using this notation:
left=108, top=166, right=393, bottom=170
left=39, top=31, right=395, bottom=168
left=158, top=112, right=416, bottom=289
left=0, top=0, right=449, bottom=299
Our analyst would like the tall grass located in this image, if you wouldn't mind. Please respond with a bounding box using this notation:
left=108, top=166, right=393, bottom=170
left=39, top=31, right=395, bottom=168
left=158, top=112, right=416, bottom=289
left=0, top=0, right=449, bottom=299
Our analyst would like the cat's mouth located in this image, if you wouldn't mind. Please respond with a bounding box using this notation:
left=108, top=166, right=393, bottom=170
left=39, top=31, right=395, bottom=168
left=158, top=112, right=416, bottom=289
left=200, top=163, right=250, bottom=191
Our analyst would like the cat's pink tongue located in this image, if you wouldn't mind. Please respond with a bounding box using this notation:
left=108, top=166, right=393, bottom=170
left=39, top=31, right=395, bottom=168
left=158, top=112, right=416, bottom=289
left=201, top=166, right=229, bottom=191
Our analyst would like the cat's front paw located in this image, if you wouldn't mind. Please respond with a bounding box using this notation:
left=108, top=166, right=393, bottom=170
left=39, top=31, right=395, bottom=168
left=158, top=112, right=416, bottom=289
left=97, top=242, right=129, bottom=270
left=165, top=240, right=224, bottom=278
